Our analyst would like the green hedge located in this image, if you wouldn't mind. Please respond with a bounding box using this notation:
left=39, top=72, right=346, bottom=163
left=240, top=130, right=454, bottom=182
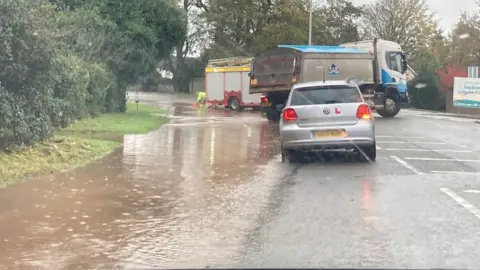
left=0, top=0, right=186, bottom=152
left=0, top=0, right=123, bottom=152
left=407, top=71, right=446, bottom=112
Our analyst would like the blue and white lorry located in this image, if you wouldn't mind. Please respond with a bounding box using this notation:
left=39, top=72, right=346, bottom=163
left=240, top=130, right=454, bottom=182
left=248, top=38, right=410, bottom=121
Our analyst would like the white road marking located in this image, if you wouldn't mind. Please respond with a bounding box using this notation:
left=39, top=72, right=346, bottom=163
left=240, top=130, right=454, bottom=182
left=437, top=139, right=468, bottom=148
left=376, top=135, right=426, bottom=139
left=405, top=157, right=480, bottom=163
left=431, top=171, right=480, bottom=175
left=390, top=155, right=424, bottom=174
left=376, top=145, right=382, bottom=150
left=441, top=188, right=480, bottom=220
left=384, top=149, right=472, bottom=153
left=377, top=141, right=446, bottom=145
left=464, top=190, right=480, bottom=194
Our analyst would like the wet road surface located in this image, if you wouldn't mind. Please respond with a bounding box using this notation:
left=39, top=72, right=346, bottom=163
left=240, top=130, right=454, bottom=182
left=2, top=93, right=480, bottom=269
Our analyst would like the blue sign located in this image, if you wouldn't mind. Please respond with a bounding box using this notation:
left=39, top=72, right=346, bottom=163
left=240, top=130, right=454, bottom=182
left=328, top=64, right=339, bottom=77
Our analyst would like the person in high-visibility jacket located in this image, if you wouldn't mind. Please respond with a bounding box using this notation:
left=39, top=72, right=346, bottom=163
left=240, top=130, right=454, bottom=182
left=195, top=91, right=206, bottom=107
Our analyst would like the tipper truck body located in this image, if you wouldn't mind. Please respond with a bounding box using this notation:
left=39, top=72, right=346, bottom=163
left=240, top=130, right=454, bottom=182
left=249, top=38, right=409, bottom=121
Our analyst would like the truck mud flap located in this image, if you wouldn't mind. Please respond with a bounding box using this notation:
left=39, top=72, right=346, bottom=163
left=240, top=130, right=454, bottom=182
left=373, top=93, right=385, bottom=110
left=362, top=94, right=377, bottom=112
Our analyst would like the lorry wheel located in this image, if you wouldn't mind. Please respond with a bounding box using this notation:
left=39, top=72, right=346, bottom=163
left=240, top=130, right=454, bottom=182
left=229, top=97, right=243, bottom=111
left=265, top=107, right=280, bottom=122
left=377, top=97, right=400, bottom=118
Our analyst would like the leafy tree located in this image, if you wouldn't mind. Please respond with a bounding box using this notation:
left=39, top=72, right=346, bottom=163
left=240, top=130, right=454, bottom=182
left=53, top=0, right=188, bottom=88
left=360, top=0, right=438, bottom=59
left=312, top=0, right=362, bottom=45
left=0, top=0, right=188, bottom=151
left=203, top=0, right=312, bottom=57
left=169, top=0, right=208, bottom=93
left=429, top=29, right=451, bottom=67
left=101, top=0, right=187, bottom=85
left=55, top=6, right=114, bottom=62
left=201, top=0, right=362, bottom=58
left=449, top=11, right=480, bottom=66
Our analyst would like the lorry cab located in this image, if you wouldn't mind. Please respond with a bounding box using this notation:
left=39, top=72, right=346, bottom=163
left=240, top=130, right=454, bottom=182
left=341, top=39, right=408, bottom=88
left=341, top=39, right=409, bottom=116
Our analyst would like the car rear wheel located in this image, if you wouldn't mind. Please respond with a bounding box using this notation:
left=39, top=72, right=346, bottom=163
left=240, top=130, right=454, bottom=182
left=357, top=143, right=376, bottom=162
left=265, top=107, right=280, bottom=122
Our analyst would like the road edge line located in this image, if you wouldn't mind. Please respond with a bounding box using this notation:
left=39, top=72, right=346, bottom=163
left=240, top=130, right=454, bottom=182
left=390, top=155, right=424, bottom=175
left=438, top=139, right=467, bottom=148
left=432, top=171, right=480, bottom=175
left=406, top=157, right=480, bottom=163
left=440, top=188, right=480, bottom=221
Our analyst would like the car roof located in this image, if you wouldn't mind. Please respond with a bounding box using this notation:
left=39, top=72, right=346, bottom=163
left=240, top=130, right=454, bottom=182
left=292, top=80, right=353, bottom=89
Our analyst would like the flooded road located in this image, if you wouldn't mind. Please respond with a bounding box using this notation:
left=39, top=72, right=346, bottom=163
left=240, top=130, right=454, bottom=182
left=5, top=93, right=480, bottom=269
left=0, top=96, right=291, bottom=269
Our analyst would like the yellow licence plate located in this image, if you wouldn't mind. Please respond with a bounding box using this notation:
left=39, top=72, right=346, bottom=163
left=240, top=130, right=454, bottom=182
left=262, top=102, right=272, bottom=107
left=315, top=130, right=346, bottom=138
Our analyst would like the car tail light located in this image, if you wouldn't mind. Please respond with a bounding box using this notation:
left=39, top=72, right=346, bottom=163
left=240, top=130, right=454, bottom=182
left=260, top=96, right=268, bottom=104
left=356, top=104, right=371, bottom=120
left=283, top=108, right=297, bottom=121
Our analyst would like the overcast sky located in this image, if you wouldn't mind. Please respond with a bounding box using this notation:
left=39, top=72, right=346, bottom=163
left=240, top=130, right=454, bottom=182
left=350, top=0, right=478, bottom=31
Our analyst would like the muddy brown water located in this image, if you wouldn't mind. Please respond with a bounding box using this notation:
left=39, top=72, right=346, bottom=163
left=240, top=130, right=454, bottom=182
left=0, top=102, right=287, bottom=269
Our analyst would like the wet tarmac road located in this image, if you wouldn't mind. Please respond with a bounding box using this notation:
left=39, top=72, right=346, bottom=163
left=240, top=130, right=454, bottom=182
left=2, top=93, right=480, bottom=269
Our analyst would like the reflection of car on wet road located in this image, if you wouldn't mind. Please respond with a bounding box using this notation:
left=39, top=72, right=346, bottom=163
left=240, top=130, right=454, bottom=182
left=279, top=81, right=376, bottom=163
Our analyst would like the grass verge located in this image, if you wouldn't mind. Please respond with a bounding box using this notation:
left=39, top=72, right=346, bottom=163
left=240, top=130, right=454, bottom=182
left=0, top=103, right=168, bottom=187
left=63, top=103, right=169, bottom=134
left=0, top=137, right=119, bottom=187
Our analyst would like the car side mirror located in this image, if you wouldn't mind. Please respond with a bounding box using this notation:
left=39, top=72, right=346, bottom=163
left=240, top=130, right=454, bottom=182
left=401, top=53, right=408, bottom=74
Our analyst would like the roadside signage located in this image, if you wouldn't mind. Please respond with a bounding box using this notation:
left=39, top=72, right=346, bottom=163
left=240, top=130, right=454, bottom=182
left=453, top=77, right=480, bottom=108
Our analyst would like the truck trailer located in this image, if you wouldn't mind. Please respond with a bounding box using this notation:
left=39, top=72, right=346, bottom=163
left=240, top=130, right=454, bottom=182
left=249, top=38, right=409, bottom=121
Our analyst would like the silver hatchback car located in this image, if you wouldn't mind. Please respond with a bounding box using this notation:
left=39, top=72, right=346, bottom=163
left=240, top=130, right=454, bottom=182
left=279, top=80, right=376, bottom=163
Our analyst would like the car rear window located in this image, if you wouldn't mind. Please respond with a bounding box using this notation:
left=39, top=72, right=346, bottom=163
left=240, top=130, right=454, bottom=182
left=290, top=85, right=362, bottom=105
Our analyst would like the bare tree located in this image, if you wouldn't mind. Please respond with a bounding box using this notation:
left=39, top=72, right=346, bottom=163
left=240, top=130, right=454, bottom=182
left=360, top=0, right=438, bottom=59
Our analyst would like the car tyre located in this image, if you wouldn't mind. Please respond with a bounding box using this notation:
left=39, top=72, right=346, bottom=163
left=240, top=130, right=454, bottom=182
left=265, top=107, right=280, bottom=122
left=357, top=142, right=376, bottom=162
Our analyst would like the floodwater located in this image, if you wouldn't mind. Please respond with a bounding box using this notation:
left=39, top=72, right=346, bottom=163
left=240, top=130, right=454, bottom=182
left=0, top=100, right=289, bottom=269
